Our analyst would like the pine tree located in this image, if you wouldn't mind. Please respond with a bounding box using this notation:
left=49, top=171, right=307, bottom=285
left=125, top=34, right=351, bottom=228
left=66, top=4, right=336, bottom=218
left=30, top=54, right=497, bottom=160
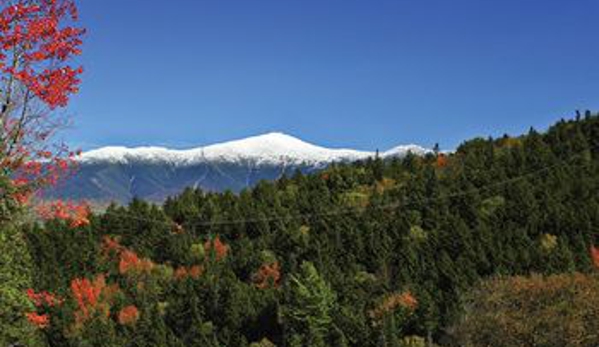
left=281, top=262, right=337, bottom=347
left=0, top=223, right=47, bottom=347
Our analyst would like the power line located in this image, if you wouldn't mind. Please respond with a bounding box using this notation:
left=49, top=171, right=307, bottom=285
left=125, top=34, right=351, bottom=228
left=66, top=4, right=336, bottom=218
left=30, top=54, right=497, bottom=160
left=96, top=148, right=596, bottom=229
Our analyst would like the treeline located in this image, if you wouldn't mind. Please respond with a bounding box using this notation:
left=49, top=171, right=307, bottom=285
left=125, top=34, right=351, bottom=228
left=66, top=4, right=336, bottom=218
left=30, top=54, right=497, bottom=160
left=6, top=112, right=599, bottom=346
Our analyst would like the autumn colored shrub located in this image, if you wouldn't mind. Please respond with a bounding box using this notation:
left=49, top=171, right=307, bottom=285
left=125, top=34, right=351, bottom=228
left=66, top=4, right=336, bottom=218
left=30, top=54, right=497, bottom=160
left=25, top=312, right=49, bottom=329
left=449, top=273, right=599, bottom=347
left=173, top=265, right=204, bottom=281
left=118, top=249, right=154, bottom=275
left=70, top=274, right=119, bottom=331
left=188, top=265, right=204, bottom=279
left=100, top=235, right=125, bottom=260
left=204, top=235, right=229, bottom=261
left=252, top=261, right=281, bottom=289
left=173, top=266, right=188, bottom=281
left=26, top=288, right=62, bottom=307
left=369, top=291, right=418, bottom=322
left=37, top=200, right=90, bottom=228
left=117, top=305, right=140, bottom=326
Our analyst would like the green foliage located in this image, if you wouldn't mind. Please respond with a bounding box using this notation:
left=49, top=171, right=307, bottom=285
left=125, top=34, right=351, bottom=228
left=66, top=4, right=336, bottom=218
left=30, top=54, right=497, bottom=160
left=0, top=174, right=20, bottom=221
left=282, top=262, right=337, bottom=347
left=479, top=195, right=505, bottom=218
left=4, top=113, right=599, bottom=346
left=539, top=233, right=558, bottom=254
left=408, top=225, right=428, bottom=244
left=250, top=338, right=276, bottom=347
left=190, top=242, right=206, bottom=261
left=0, top=224, right=46, bottom=347
left=399, top=335, right=426, bottom=347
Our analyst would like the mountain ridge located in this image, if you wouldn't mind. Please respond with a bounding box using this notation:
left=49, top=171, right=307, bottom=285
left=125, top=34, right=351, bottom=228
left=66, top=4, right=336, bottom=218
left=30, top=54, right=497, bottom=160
left=79, top=132, right=428, bottom=166
left=49, top=132, right=429, bottom=203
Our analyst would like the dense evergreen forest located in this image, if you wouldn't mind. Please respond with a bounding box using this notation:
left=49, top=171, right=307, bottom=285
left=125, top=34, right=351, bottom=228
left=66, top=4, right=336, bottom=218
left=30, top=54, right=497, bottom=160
left=3, top=113, right=599, bottom=347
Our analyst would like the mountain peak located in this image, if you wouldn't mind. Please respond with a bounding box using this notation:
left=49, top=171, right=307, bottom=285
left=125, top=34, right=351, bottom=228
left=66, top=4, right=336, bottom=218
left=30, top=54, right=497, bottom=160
left=79, top=132, right=429, bottom=166
left=57, top=133, right=429, bottom=202
left=205, top=132, right=315, bottom=151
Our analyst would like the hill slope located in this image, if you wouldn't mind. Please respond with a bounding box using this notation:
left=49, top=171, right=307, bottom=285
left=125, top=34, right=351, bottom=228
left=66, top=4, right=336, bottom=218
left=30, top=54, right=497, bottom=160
left=24, top=114, right=599, bottom=347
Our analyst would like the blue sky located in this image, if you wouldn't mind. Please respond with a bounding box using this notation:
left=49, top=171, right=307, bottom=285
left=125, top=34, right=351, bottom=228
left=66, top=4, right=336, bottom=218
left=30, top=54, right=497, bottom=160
left=65, top=0, right=599, bottom=151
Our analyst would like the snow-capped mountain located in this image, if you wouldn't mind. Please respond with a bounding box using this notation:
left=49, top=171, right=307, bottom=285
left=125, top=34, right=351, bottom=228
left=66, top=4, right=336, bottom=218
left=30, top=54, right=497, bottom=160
left=48, top=133, right=428, bottom=203
left=80, top=132, right=426, bottom=166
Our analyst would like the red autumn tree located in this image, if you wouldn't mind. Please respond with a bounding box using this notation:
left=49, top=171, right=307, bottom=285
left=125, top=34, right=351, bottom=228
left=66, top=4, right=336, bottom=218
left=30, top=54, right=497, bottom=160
left=70, top=274, right=119, bottom=331
left=118, top=249, right=154, bottom=275
left=204, top=235, right=229, bottom=261
left=0, top=0, right=85, bottom=216
left=117, top=305, right=140, bottom=326
left=37, top=199, right=90, bottom=227
left=26, top=288, right=62, bottom=307
left=25, top=312, right=50, bottom=329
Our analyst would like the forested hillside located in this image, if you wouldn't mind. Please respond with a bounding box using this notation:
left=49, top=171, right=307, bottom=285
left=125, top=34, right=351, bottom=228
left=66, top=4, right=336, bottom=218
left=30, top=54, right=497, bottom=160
left=8, top=113, right=599, bottom=346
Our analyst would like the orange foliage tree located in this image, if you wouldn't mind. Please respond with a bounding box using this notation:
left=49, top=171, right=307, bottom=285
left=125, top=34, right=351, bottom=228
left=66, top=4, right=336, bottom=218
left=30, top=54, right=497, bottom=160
left=37, top=199, right=90, bottom=227
left=369, top=291, right=418, bottom=322
left=118, top=249, right=154, bottom=275
left=117, top=305, right=140, bottom=326
left=204, top=235, right=229, bottom=261
left=25, top=312, right=50, bottom=329
left=24, top=288, right=63, bottom=330
left=0, top=0, right=85, bottom=217
left=70, top=274, right=120, bottom=331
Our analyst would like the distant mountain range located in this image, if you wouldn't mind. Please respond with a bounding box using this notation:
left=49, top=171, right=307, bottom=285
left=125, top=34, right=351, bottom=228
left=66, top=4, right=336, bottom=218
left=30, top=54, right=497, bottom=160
left=46, top=133, right=428, bottom=203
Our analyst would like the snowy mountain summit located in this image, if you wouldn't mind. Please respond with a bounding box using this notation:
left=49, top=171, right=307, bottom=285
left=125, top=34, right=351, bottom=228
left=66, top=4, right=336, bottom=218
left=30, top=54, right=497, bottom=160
left=51, top=133, right=429, bottom=203
left=80, top=132, right=428, bottom=167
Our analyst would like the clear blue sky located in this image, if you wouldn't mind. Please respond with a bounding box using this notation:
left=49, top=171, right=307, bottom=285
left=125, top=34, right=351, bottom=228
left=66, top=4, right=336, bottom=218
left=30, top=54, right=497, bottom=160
left=65, top=0, right=599, bottom=151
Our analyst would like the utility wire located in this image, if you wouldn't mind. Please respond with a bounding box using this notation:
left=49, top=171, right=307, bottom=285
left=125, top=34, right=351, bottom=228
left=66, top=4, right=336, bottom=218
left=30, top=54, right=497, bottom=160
left=95, top=147, right=597, bottom=229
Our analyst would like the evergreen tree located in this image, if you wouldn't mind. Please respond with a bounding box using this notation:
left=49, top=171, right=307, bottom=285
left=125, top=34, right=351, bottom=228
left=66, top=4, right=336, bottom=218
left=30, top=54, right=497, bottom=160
left=281, top=262, right=337, bottom=347
left=0, top=223, right=47, bottom=347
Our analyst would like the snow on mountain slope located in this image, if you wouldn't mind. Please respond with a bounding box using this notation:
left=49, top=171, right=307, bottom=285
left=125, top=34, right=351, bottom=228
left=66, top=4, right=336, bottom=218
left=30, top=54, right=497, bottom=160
left=80, top=132, right=428, bottom=166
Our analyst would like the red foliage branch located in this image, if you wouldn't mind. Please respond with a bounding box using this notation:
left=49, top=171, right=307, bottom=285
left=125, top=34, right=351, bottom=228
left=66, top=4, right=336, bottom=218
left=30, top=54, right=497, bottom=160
left=37, top=199, right=90, bottom=227
left=0, top=0, right=84, bottom=108
left=0, top=0, right=85, bottom=211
